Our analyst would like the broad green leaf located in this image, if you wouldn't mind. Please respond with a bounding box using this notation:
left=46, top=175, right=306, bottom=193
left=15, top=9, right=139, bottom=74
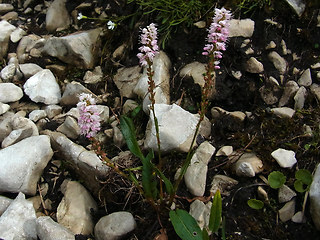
left=295, top=169, right=313, bottom=185
left=131, top=105, right=142, bottom=118
left=208, top=190, right=222, bottom=233
left=120, top=116, right=144, bottom=160
left=154, top=167, right=174, bottom=196
left=169, top=209, right=203, bottom=240
left=247, top=199, right=264, bottom=210
left=268, top=171, right=286, bottom=189
left=294, top=179, right=308, bottom=193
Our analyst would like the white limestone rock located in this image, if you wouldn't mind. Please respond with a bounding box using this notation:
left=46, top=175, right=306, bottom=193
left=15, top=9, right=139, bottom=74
left=309, top=163, right=320, bottom=230
left=19, top=63, right=43, bottom=79
left=0, top=20, right=16, bottom=59
left=284, top=0, right=305, bottom=17
left=210, top=174, right=239, bottom=196
left=216, top=146, right=233, bottom=157
left=268, top=51, right=287, bottom=74
left=184, top=141, right=216, bottom=196
left=23, top=69, right=61, bottom=105
left=1, top=127, right=33, bottom=148
left=271, top=148, right=297, bottom=168
left=279, top=199, right=295, bottom=222
left=297, top=68, right=312, bottom=87
left=0, top=196, right=12, bottom=216
left=0, top=135, right=53, bottom=195
left=10, top=27, right=27, bottom=43
left=57, top=180, right=98, bottom=235
left=0, top=83, right=23, bottom=103
left=0, top=192, right=37, bottom=240
left=271, top=107, right=295, bottom=118
left=56, top=116, right=80, bottom=140
left=294, top=86, right=307, bottom=110
left=144, top=104, right=199, bottom=152
left=0, top=62, right=16, bottom=82
left=245, top=57, right=264, bottom=73
left=94, top=211, right=136, bottom=240
left=36, top=216, right=75, bottom=240
left=278, top=81, right=299, bottom=107
left=179, top=61, right=207, bottom=87
left=29, top=109, right=47, bottom=122
left=134, top=51, right=171, bottom=113
left=310, top=83, right=320, bottom=102
left=44, top=105, right=62, bottom=119
left=0, top=102, right=10, bottom=115
left=60, top=81, right=96, bottom=106
left=189, top=200, right=212, bottom=230
left=278, top=185, right=297, bottom=203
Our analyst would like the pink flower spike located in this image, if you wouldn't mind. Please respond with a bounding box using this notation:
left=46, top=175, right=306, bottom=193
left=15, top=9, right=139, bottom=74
left=137, top=23, right=159, bottom=67
left=77, top=93, right=101, bottom=138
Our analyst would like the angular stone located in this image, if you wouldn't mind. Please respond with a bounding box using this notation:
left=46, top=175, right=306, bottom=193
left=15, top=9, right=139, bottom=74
left=113, top=66, right=142, bottom=98
left=0, top=20, right=16, bottom=59
left=57, top=180, right=97, bottom=235
left=36, top=216, right=75, bottom=240
left=1, top=127, right=33, bottom=148
left=60, top=81, right=95, bottom=106
left=29, top=109, right=47, bottom=122
left=294, top=86, right=307, bottom=110
left=0, top=135, right=53, bottom=195
left=189, top=200, right=212, bottom=230
left=0, top=102, right=10, bottom=115
left=245, top=57, right=264, bottom=73
left=83, top=66, right=103, bottom=84
left=210, top=174, right=238, bottom=196
left=56, top=116, right=80, bottom=140
left=271, top=107, right=295, bottom=118
left=311, top=83, right=320, bottom=102
left=216, top=146, right=233, bottom=157
left=42, top=28, right=102, bottom=69
left=19, top=63, right=43, bottom=79
left=23, top=69, right=61, bottom=105
left=0, top=4, right=14, bottom=13
left=279, top=199, right=295, bottom=222
left=268, top=51, right=287, bottom=74
left=284, top=0, right=305, bottom=17
left=10, top=27, right=27, bottom=43
left=297, top=68, right=312, bottom=87
left=278, top=81, right=299, bottom=107
left=232, top=152, right=263, bottom=177
left=271, top=148, right=297, bottom=168
left=0, top=192, right=37, bottom=239
left=278, top=185, right=297, bottom=203
left=179, top=61, right=206, bottom=87
left=44, top=105, right=62, bottom=119
left=0, top=196, right=12, bottom=216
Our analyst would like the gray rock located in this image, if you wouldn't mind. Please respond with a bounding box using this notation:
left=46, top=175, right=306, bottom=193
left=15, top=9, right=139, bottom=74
left=310, top=163, right=320, bottom=230
left=0, top=20, right=16, bottom=59
left=271, top=107, right=295, bottom=118
left=83, top=66, right=103, bottom=84
left=259, top=85, right=279, bottom=105
left=279, top=199, right=295, bottom=222
left=94, top=211, right=136, bottom=240
left=271, top=148, right=297, bottom=168
left=245, top=57, right=264, bottom=73
left=0, top=135, right=53, bottom=195
left=46, top=0, right=71, bottom=32
left=1, top=127, right=33, bottom=148
left=216, top=146, right=233, bottom=157
left=229, top=19, right=255, bottom=37
left=184, top=141, right=216, bottom=196
left=0, top=102, right=10, bottom=115
left=310, top=83, right=320, bottom=102
left=278, top=185, right=297, bottom=203
left=268, top=51, right=287, bottom=74
left=113, top=125, right=125, bottom=148
left=231, top=152, right=263, bottom=177
left=57, top=180, right=97, bottom=235
left=189, top=200, right=212, bottom=230
left=29, top=109, right=47, bottom=122
left=297, top=68, right=312, bottom=87
left=0, top=112, right=14, bottom=142
left=42, top=130, right=109, bottom=196
left=278, top=81, right=299, bottom=107
left=0, top=62, right=16, bottom=82
left=36, top=216, right=75, bottom=240
left=134, top=51, right=171, bottom=112
left=210, top=174, right=238, bottom=196
left=16, top=34, right=41, bottom=63
left=56, top=116, right=80, bottom=140
left=113, top=66, right=142, bottom=98
left=266, top=41, right=276, bottom=50
left=42, top=28, right=102, bottom=69
left=0, top=192, right=37, bottom=239
left=24, top=69, right=61, bottom=105
left=11, top=115, right=39, bottom=137
left=19, top=63, right=43, bottom=79
left=0, top=196, right=12, bottom=216
left=179, top=61, right=207, bottom=87
left=0, top=4, right=14, bottom=13
left=44, top=105, right=62, bottom=119
left=291, top=211, right=306, bottom=223
left=284, top=0, right=305, bottom=17
left=144, top=104, right=199, bottom=152
left=10, top=27, right=27, bottom=43
left=60, top=81, right=95, bottom=106
left=0, top=83, right=23, bottom=103
left=294, top=86, right=307, bottom=110
left=122, top=99, right=139, bottom=115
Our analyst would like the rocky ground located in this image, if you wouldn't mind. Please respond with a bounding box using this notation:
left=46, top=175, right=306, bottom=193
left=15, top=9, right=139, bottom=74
left=0, top=0, right=320, bottom=239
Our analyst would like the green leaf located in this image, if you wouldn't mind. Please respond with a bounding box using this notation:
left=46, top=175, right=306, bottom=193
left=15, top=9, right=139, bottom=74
left=247, top=199, right=264, bottom=210
left=142, top=151, right=158, bottom=199
left=268, top=171, right=286, bottom=189
left=131, top=105, right=142, bottom=118
left=169, top=209, right=203, bottom=240
left=154, top=167, right=174, bottom=196
left=295, top=169, right=313, bottom=185
left=202, top=228, right=209, bottom=240
left=120, top=116, right=144, bottom=160
left=294, top=179, right=308, bottom=193
left=208, top=190, right=222, bottom=233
